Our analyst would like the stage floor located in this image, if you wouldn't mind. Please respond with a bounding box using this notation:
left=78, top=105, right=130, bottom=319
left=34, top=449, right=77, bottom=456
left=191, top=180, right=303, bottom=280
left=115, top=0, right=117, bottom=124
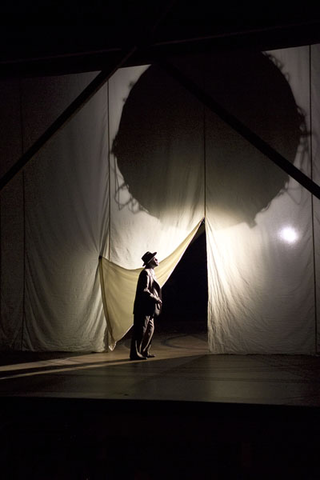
left=0, top=328, right=319, bottom=407
left=0, top=327, right=319, bottom=479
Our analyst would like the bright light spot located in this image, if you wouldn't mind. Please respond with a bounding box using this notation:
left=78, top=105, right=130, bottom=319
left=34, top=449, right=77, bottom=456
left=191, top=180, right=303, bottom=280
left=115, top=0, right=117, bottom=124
left=279, top=226, right=299, bottom=244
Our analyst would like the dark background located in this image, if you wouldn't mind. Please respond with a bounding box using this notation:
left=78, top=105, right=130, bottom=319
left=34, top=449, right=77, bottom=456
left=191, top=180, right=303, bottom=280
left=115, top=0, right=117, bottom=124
left=160, top=225, right=208, bottom=332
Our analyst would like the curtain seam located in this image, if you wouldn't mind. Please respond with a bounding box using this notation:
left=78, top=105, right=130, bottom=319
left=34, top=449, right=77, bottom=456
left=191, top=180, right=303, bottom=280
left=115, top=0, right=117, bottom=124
left=309, top=45, right=318, bottom=354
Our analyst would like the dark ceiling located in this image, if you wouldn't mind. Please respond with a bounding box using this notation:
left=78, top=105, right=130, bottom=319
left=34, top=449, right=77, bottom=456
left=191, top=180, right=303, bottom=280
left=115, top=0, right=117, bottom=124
left=1, top=1, right=320, bottom=78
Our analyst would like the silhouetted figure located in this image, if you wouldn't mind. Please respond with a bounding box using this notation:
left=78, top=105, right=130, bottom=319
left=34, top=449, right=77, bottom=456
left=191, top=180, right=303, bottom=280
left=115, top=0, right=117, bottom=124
left=130, top=251, right=162, bottom=360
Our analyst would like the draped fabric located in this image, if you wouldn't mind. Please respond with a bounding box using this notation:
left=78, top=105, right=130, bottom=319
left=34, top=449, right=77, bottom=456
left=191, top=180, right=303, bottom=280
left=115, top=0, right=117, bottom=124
left=205, top=47, right=316, bottom=353
left=0, top=46, right=319, bottom=353
left=0, top=73, right=109, bottom=352
left=311, top=46, right=320, bottom=351
left=99, top=222, right=201, bottom=350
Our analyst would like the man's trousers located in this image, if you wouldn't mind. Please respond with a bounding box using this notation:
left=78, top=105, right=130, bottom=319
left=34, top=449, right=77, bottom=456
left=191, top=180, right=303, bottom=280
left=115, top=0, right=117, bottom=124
left=130, top=314, right=155, bottom=358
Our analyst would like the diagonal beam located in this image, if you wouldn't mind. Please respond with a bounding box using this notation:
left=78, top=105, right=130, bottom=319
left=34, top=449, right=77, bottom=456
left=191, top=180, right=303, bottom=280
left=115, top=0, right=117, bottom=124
left=0, top=47, right=137, bottom=192
left=0, top=0, right=179, bottom=193
left=158, top=58, right=320, bottom=200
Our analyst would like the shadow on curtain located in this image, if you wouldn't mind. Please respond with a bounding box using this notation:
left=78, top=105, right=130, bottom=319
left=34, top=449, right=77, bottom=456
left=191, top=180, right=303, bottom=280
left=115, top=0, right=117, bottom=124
left=113, top=51, right=303, bottom=228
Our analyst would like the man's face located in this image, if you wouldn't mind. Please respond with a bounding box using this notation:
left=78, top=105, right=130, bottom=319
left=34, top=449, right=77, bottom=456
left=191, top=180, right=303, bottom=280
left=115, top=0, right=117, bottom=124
left=150, top=257, right=159, bottom=268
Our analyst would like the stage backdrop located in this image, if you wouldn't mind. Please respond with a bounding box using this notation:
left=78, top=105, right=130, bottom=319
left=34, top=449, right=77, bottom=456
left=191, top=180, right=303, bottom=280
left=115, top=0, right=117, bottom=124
left=0, top=45, right=319, bottom=353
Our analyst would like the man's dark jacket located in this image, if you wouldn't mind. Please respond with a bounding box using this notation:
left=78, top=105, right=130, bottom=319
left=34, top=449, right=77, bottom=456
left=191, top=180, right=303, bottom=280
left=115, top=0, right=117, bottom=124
left=133, top=268, right=162, bottom=317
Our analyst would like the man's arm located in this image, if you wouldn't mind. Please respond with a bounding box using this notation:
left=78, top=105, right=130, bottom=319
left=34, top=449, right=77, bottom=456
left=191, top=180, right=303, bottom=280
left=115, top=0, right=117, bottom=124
left=139, top=270, right=162, bottom=304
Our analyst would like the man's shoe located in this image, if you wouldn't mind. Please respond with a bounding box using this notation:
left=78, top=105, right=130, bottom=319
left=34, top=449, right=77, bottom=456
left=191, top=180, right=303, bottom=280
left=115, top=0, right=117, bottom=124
left=142, top=353, right=156, bottom=358
left=130, top=353, right=146, bottom=360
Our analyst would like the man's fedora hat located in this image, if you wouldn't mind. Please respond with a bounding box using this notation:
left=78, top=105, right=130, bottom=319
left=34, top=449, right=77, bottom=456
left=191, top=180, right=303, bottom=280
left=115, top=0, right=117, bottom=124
left=142, top=251, right=157, bottom=266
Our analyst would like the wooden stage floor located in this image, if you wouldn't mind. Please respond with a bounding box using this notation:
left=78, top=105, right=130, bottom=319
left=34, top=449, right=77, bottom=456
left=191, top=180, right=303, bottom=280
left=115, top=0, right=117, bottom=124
left=0, top=328, right=319, bottom=407
left=0, top=325, right=319, bottom=479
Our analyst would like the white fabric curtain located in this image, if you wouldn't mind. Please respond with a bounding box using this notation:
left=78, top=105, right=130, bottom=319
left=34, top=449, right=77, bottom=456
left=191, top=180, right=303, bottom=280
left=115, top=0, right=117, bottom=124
left=1, top=73, right=109, bottom=351
left=205, top=47, right=316, bottom=353
left=0, top=80, right=24, bottom=349
left=0, top=46, right=319, bottom=353
left=311, top=45, right=320, bottom=351
left=99, top=222, right=201, bottom=350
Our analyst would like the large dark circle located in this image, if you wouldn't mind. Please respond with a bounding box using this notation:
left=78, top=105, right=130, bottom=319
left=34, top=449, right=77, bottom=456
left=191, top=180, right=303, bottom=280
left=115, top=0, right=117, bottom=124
left=113, top=51, right=303, bottom=227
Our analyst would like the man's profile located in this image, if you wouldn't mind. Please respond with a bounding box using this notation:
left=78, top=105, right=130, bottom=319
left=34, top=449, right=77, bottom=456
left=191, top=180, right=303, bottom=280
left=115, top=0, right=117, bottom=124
left=130, top=251, right=162, bottom=360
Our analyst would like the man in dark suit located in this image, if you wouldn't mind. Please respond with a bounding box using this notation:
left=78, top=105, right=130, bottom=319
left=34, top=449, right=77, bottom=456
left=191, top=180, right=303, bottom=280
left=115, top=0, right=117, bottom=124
left=130, top=251, right=162, bottom=360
